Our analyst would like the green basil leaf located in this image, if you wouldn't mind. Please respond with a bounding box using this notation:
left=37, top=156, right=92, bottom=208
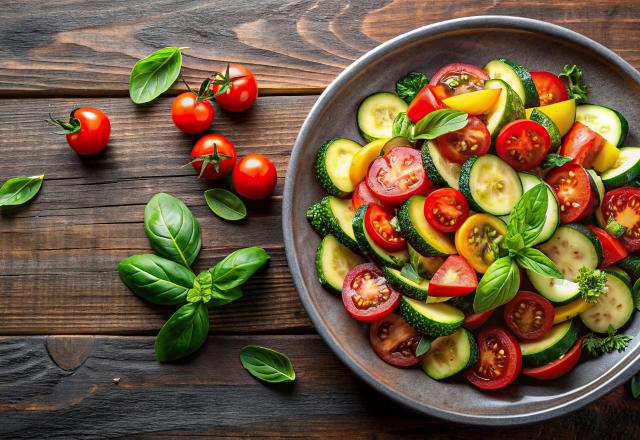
left=515, top=248, right=564, bottom=278
left=144, top=193, right=201, bottom=268
left=209, top=286, right=243, bottom=307
left=395, top=71, right=428, bottom=104
left=507, top=183, right=548, bottom=247
left=412, top=109, right=468, bottom=140
left=542, top=154, right=572, bottom=169
left=129, top=47, right=184, bottom=104
left=400, top=264, right=421, bottom=283
left=239, top=345, right=296, bottom=383
left=506, top=234, right=525, bottom=254
left=117, top=254, right=195, bottom=305
left=631, top=373, right=640, bottom=399
left=473, top=256, right=520, bottom=313
left=155, top=302, right=209, bottom=362
left=210, top=247, right=269, bottom=290
left=0, top=175, right=44, bottom=207
left=415, top=337, right=432, bottom=356
left=392, top=112, right=414, bottom=139
left=204, top=188, right=247, bottom=221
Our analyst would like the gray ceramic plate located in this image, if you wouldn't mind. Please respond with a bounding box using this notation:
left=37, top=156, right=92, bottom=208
left=283, top=16, right=640, bottom=425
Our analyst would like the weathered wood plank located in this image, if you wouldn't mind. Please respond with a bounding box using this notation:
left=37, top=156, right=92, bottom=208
left=1, top=0, right=639, bottom=96
left=0, top=96, right=317, bottom=334
left=0, top=335, right=638, bottom=439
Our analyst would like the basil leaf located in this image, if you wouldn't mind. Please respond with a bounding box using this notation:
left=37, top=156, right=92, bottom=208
left=129, top=47, right=184, bottom=104
left=395, top=71, right=428, bottom=104
left=0, top=175, right=44, bottom=207
left=209, top=286, right=243, bottom=307
left=155, top=302, right=209, bottom=362
left=473, top=257, right=520, bottom=313
left=506, top=234, right=525, bottom=254
left=507, top=183, right=548, bottom=247
left=144, top=193, right=201, bottom=268
left=400, top=264, right=421, bottom=283
left=515, top=248, right=564, bottom=278
left=542, top=154, right=572, bottom=169
left=632, top=373, right=640, bottom=399
left=204, top=188, right=247, bottom=221
left=240, top=345, right=296, bottom=383
left=210, top=246, right=269, bottom=290
left=392, top=112, right=414, bottom=139
left=412, top=109, right=468, bottom=140
left=415, top=337, right=432, bottom=356
left=117, top=254, right=195, bottom=305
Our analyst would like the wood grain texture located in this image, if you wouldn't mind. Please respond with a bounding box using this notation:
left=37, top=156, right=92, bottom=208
left=0, top=96, right=317, bottom=335
left=1, top=0, right=639, bottom=96
left=0, top=335, right=638, bottom=439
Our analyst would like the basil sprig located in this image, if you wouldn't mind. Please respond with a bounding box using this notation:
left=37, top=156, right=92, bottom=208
left=392, top=109, right=468, bottom=142
left=118, top=193, right=270, bottom=362
left=474, top=184, right=562, bottom=312
left=395, top=71, right=428, bottom=104
left=240, top=345, right=296, bottom=383
left=0, top=175, right=44, bottom=207
left=129, top=47, right=185, bottom=104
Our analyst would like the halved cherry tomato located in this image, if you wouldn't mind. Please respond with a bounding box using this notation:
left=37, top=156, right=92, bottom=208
left=436, top=115, right=491, bottom=164
left=424, top=188, right=469, bottom=233
left=366, top=147, right=429, bottom=205
left=352, top=180, right=389, bottom=211
left=545, top=162, right=595, bottom=224
left=454, top=214, right=507, bottom=273
left=601, top=187, right=640, bottom=252
left=530, top=71, right=569, bottom=106
left=559, top=122, right=606, bottom=168
left=588, top=226, right=628, bottom=268
left=503, top=291, right=555, bottom=340
left=464, top=327, right=522, bottom=390
left=522, top=337, right=582, bottom=380
left=464, top=310, right=494, bottom=330
left=429, top=63, right=489, bottom=99
left=428, top=255, right=478, bottom=297
left=407, top=85, right=443, bottom=123
left=364, top=204, right=406, bottom=252
left=369, top=314, right=423, bottom=367
left=342, top=263, right=400, bottom=323
left=496, top=119, right=551, bottom=171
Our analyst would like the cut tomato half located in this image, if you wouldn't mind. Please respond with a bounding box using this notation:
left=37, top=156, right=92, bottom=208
left=465, top=327, right=522, bottom=390
left=342, top=263, right=400, bottom=323
left=436, top=115, right=491, bottom=164
left=428, top=255, right=478, bottom=297
left=429, top=63, right=489, bottom=99
left=364, top=204, right=406, bottom=252
left=530, top=71, right=569, bottom=106
left=503, top=291, right=555, bottom=340
left=496, top=119, right=551, bottom=171
left=366, top=147, right=429, bottom=205
left=424, top=188, right=469, bottom=233
left=545, top=162, right=595, bottom=224
left=559, top=121, right=606, bottom=168
left=369, top=314, right=423, bottom=367
left=464, top=310, right=494, bottom=330
left=522, top=337, right=582, bottom=380
left=588, top=226, right=628, bottom=268
left=352, top=180, right=389, bottom=211
left=407, top=85, right=443, bottom=123
left=601, top=187, right=640, bottom=252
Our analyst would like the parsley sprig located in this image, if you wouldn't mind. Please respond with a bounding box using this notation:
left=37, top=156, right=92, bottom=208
left=582, top=324, right=633, bottom=357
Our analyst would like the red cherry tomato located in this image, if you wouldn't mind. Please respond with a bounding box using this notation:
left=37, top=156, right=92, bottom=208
left=424, top=188, right=470, bottom=233
left=428, top=255, right=478, bottom=297
left=465, top=327, right=522, bottom=390
left=559, top=122, right=607, bottom=169
left=503, top=291, right=555, bottom=340
left=171, top=92, right=214, bottom=134
left=530, top=71, right=569, bottom=106
left=366, top=147, right=429, bottom=205
left=496, top=119, right=551, bottom=171
left=601, top=187, right=640, bottom=252
left=407, top=85, right=443, bottom=123
left=464, top=310, right=494, bottom=330
left=342, top=263, right=400, bottom=323
left=352, top=180, right=390, bottom=211
left=190, top=134, right=237, bottom=180
left=545, top=162, right=595, bottom=224
left=364, top=204, right=406, bottom=252
left=436, top=115, right=491, bottom=164
left=522, top=337, right=582, bottom=380
left=211, top=64, right=258, bottom=112
left=51, top=107, right=111, bottom=155
left=369, top=314, right=423, bottom=367
left=232, top=153, right=278, bottom=200
left=429, top=63, right=489, bottom=99
left=588, top=226, right=628, bottom=268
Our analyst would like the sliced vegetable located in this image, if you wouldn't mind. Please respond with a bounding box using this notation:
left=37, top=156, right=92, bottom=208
left=428, top=256, right=478, bottom=297
left=408, top=245, right=445, bottom=279
left=545, top=162, right=595, bottom=224
left=435, top=115, right=491, bottom=164
left=399, top=296, right=464, bottom=337
left=421, top=328, right=478, bottom=380
left=351, top=180, right=389, bottom=211
left=553, top=298, right=594, bottom=325
left=503, top=291, right=555, bottom=340
left=517, top=172, right=559, bottom=244
left=407, top=85, right=443, bottom=123
left=601, top=187, right=640, bottom=252
left=588, top=226, right=628, bottom=268
left=454, top=213, right=507, bottom=273
left=538, top=224, right=602, bottom=281
left=366, top=147, right=431, bottom=205
left=381, top=266, right=429, bottom=301
left=530, top=71, right=568, bottom=106
left=370, top=314, right=423, bottom=367
left=579, top=270, right=635, bottom=333
left=429, top=63, right=489, bottom=99
left=600, top=147, right=640, bottom=189
left=559, top=121, right=606, bottom=168
left=520, top=320, right=579, bottom=367
left=365, top=204, right=406, bottom=252
left=315, top=235, right=365, bottom=294
left=442, top=88, right=501, bottom=115
left=315, top=138, right=362, bottom=197
left=527, top=271, right=581, bottom=304
left=464, top=327, right=522, bottom=390
left=522, top=337, right=582, bottom=380
left=575, top=104, right=628, bottom=146
left=525, top=99, right=576, bottom=137
left=592, top=141, right=621, bottom=174
left=484, top=58, right=539, bottom=107
left=483, top=79, right=526, bottom=137
left=529, top=108, right=561, bottom=150
left=341, top=263, right=400, bottom=322
left=421, top=141, right=462, bottom=189
left=496, top=119, right=551, bottom=171
left=357, top=92, right=408, bottom=142
left=349, top=138, right=388, bottom=186
left=352, top=204, right=408, bottom=268
left=398, top=195, right=456, bottom=257
left=307, top=196, right=359, bottom=252
left=424, top=188, right=469, bottom=233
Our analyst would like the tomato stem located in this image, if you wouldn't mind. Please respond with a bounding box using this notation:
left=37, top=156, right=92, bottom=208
left=46, top=110, right=81, bottom=135
left=187, top=143, right=233, bottom=177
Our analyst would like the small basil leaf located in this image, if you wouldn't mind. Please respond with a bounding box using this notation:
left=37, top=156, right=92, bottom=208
left=515, top=248, right=564, bottom=278
left=129, top=47, right=184, bottom=104
left=507, top=183, right=548, bottom=247
left=155, top=302, right=209, bottom=362
left=412, top=109, right=468, bottom=140
left=473, top=256, right=520, bottom=313
left=392, top=112, right=414, bottom=139
left=506, top=234, right=525, bottom=253
left=400, top=264, right=421, bottom=284
left=209, top=286, right=243, bottom=307
left=144, top=193, right=201, bottom=268
left=187, top=271, right=215, bottom=303
left=395, top=71, right=428, bottom=104
left=415, top=337, right=432, bottom=356
left=0, top=175, right=44, bottom=207
left=117, top=254, right=195, bottom=305
left=240, top=345, right=296, bottom=383
left=204, top=188, right=247, bottom=221
left=542, top=154, right=572, bottom=169
left=210, top=247, right=269, bottom=290
left=632, top=373, right=640, bottom=399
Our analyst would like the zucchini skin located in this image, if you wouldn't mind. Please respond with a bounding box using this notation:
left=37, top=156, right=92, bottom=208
left=484, top=79, right=526, bottom=138
left=381, top=266, right=428, bottom=301
left=399, top=297, right=463, bottom=337
left=618, top=255, right=640, bottom=281
left=421, top=142, right=448, bottom=188
left=398, top=196, right=447, bottom=256
left=458, top=156, right=482, bottom=212
left=307, top=196, right=360, bottom=253
left=530, top=108, right=562, bottom=150
left=462, top=329, right=480, bottom=370
left=314, top=139, right=351, bottom=197
left=315, top=236, right=340, bottom=294
left=352, top=204, right=405, bottom=268
left=564, top=223, right=604, bottom=266
left=495, top=58, right=539, bottom=107
left=522, top=321, right=579, bottom=367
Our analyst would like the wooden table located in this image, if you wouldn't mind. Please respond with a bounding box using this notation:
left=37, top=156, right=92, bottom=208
left=1, top=1, right=638, bottom=438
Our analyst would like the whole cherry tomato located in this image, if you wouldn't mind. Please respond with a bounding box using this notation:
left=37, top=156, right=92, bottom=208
left=189, top=134, right=237, bottom=180
left=211, top=64, right=258, bottom=112
left=232, top=154, right=277, bottom=200
left=171, top=92, right=214, bottom=134
left=50, top=107, right=111, bottom=155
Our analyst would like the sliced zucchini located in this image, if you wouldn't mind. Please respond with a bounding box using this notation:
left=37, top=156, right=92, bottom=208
left=352, top=204, right=408, bottom=268
left=357, top=92, right=408, bottom=142
left=399, top=296, right=464, bottom=337
left=381, top=266, right=429, bottom=301
left=527, top=271, right=580, bottom=304
left=600, top=147, right=640, bottom=189
left=518, top=172, right=559, bottom=244
left=398, top=195, right=457, bottom=257
left=529, top=108, right=561, bottom=150
left=421, top=328, right=478, bottom=380
left=315, top=235, right=365, bottom=294
left=408, top=244, right=445, bottom=279
left=575, top=104, right=629, bottom=146
left=421, top=141, right=461, bottom=189
left=619, top=255, right=640, bottom=281
left=307, top=196, right=359, bottom=252
left=608, top=267, right=632, bottom=286
left=315, top=138, right=361, bottom=197
left=484, top=58, right=539, bottom=107
left=538, top=224, right=602, bottom=281
left=459, top=155, right=522, bottom=216
left=587, top=169, right=605, bottom=205
left=483, top=79, right=526, bottom=137
left=520, top=320, right=579, bottom=367
left=580, top=270, right=635, bottom=333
